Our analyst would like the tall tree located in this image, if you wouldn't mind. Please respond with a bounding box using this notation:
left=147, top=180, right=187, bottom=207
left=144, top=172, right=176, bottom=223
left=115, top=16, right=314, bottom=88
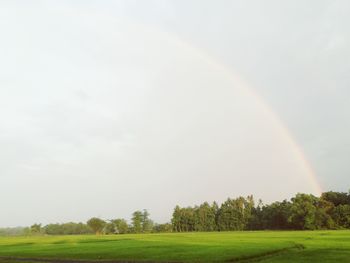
left=131, top=211, right=143, bottom=233
left=194, top=202, right=217, bottom=231
left=217, top=197, right=248, bottom=231
left=172, top=205, right=182, bottom=232
left=141, top=209, right=153, bottom=233
left=289, top=194, right=318, bottom=230
left=247, top=199, right=264, bottom=230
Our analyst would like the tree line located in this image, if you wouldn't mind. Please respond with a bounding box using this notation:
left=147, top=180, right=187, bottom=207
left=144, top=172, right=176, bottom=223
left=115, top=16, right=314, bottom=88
left=25, top=209, right=171, bottom=236
left=1, top=191, right=349, bottom=236
left=172, top=191, right=350, bottom=231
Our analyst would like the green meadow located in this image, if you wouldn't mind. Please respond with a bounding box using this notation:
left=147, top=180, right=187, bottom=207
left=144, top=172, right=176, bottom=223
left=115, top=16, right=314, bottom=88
left=0, top=231, right=349, bottom=263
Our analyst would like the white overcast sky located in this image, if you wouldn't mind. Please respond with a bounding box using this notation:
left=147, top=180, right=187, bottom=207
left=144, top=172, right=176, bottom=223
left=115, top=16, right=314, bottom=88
left=0, top=0, right=349, bottom=227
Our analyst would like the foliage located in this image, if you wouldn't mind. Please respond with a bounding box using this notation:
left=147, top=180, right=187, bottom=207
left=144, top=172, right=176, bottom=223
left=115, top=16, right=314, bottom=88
left=30, top=223, right=42, bottom=235
left=131, top=210, right=153, bottom=233
left=87, top=217, right=106, bottom=235
left=256, top=200, right=293, bottom=230
left=152, top=223, right=172, bottom=233
left=112, top=218, right=129, bottom=234
left=3, top=190, right=350, bottom=238
left=0, top=227, right=29, bottom=236
left=104, top=219, right=129, bottom=234
left=333, top=205, right=350, bottom=228
left=44, top=222, right=92, bottom=235
left=171, top=191, right=350, bottom=232
left=321, top=191, right=350, bottom=206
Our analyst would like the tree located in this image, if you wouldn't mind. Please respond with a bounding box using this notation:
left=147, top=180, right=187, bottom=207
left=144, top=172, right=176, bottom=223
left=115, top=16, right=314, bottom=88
left=104, top=221, right=116, bottom=234
left=44, top=224, right=62, bottom=235
left=333, top=205, right=350, bottom=228
left=244, top=195, right=255, bottom=228
left=247, top=199, right=264, bottom=230
left=321, top=191, right=350, bottom=206
left=112, top=219, right=129, bottom=234
left=153, top=223, right=172, bottom=233
left=44, top=222, right=92, bottom=235
left=172, top=205, right=182, bottom=232
left=260, top=200, right=292, bottom=230
left=131, top=211, right=143, bottom=233
left=87, top=217, right=106, bottom=235
left=30, top=223, right=42, bottom=235
left=217, top=197, right=250, bottom=231
left=141, top=210, right=153, bottom=233
left=0, top=227, right=29, bottom=236
left=131, top=210, right=154, bottom=233
left=289, top=194, right=317, bottom=230
left=180, top=207, right=195, bottom=231
left=314, top=198, right=335, bottom=229
left=194, top=202, right=217, bottom=231
left=289, top=193, right=336, bottom=230
left=171, top=206, right=195, bottom=232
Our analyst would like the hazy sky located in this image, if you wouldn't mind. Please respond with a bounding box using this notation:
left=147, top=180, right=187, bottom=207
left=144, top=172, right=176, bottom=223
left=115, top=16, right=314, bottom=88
left=1, top=0, right=349, bottom=227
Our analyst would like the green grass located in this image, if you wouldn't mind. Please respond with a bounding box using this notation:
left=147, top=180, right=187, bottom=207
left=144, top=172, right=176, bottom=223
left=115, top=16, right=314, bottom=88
left=0, top=231, right=349, bottom=262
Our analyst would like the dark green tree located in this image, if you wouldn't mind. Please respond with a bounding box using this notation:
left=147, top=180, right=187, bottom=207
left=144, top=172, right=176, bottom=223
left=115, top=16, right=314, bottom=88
left=289, top=194, right=336, bottom=230
left=333, top=205, right=350, bottom=228
left=321, top=191, right=350, bottom=206
left=217, top=197, right=249, bottom=231
left=260, top=200, right=292, bottom=230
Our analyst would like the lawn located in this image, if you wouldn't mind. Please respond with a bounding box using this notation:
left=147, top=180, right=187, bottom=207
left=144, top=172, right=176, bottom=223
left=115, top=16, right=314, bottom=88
left=0, top=231, right=349, bottom=262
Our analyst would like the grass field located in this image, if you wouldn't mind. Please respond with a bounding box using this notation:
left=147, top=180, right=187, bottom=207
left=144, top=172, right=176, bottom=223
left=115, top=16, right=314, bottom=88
left=0, top=231, right=349, bottom=263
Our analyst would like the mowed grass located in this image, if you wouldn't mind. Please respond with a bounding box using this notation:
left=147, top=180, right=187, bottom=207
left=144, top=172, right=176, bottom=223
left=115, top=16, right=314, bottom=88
left=0, top=231, right=349, bottom=262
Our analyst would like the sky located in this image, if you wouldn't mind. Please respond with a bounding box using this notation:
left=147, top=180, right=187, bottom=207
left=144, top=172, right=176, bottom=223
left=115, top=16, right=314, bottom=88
left=0, top=0, right=349, bottom=227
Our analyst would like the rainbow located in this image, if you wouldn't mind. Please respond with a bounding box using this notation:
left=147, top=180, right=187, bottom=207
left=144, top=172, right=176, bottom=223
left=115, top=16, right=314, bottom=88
left=64, top=9, right=324, bottom=196
left=157, top=31, right=323, bottom=196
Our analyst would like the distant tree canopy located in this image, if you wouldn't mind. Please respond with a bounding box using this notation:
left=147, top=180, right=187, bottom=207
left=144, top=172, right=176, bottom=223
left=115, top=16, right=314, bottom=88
left=171, top=191, right=350, bottom=232
left=0, top=227, right=30, bottom=236
left=30, top=224, right=42, bottom=234
left=1, top=191, right=349, bottom=237
left=44, top=222, right=93, bottom=235
left=111, top=219, right=129, bottom=234
left=12, top=210, right=156, bottom=236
